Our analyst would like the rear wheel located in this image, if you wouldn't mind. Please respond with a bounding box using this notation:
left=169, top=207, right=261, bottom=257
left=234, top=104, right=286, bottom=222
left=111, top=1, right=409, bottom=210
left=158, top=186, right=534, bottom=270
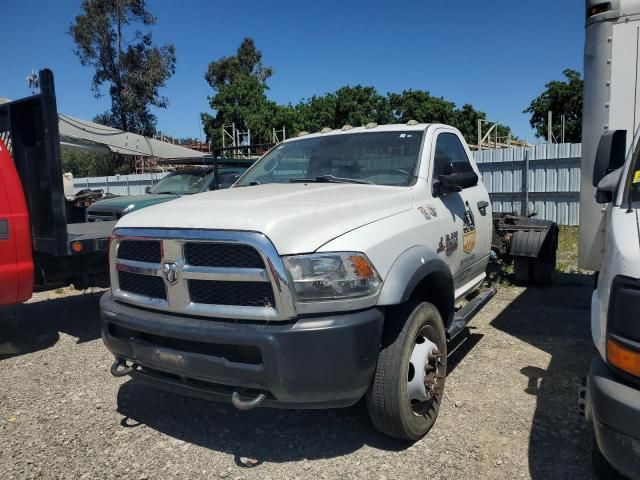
left=366, top=301, right=447, bottom=441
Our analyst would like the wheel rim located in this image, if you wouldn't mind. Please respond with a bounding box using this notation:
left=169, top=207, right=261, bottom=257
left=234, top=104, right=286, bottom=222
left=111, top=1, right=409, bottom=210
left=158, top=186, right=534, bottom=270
left=407, top=325, right=445, bottom=416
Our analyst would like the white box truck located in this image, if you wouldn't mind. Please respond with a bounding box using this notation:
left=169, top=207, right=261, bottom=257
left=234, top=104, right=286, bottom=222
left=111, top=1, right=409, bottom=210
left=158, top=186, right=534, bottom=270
left=580, top=1, right=640, bottom=478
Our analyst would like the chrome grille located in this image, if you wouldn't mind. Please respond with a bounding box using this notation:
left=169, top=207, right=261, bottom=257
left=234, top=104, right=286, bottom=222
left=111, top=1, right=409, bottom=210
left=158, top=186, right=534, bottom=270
left=185, top=243, right=264, bottom=268
left=110, top=229, right=295, bottom=321
left=118, top=240, right=162, bottom=264
left=188, top=280, right=274, bottom=307
left=118, top=271, right=166, bottom=300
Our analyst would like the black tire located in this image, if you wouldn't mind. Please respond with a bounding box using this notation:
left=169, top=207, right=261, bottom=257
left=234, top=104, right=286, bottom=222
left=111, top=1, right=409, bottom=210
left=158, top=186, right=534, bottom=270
left=592, top=438, right=627, bottom=479
left=366, top=300, right=447, bottom=441
left=514, top=257, right=532, bottom=284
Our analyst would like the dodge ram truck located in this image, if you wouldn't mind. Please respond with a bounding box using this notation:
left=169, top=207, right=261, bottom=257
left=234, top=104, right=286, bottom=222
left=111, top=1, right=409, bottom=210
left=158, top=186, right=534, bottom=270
left=102, top=122, right=555, bottom=440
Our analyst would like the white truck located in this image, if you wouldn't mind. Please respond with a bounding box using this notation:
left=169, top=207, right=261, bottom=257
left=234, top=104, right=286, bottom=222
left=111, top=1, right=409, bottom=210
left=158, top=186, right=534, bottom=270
left=101, top=122, right=557, bottom=440
left=580, top=1, right=640, bottom=478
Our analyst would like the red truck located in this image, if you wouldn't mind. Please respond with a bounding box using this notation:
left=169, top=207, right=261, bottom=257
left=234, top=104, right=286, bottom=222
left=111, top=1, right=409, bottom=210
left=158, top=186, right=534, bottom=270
left=0, top=69, right=114, bottom=306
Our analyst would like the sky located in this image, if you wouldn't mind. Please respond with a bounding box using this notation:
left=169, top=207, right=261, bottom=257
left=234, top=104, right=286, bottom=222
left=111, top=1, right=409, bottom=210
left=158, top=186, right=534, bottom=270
left=0, top=0, right=585, bottom=142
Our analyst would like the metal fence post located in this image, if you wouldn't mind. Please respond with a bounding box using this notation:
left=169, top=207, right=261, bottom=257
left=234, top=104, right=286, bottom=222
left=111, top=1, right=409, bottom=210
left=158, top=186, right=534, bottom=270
left=522, top=149, right=529, bottom=217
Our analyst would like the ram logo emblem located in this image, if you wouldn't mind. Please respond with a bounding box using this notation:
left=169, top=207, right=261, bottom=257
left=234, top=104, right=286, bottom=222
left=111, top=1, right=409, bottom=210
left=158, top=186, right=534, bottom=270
left=162, top=262, right=179, bottom=285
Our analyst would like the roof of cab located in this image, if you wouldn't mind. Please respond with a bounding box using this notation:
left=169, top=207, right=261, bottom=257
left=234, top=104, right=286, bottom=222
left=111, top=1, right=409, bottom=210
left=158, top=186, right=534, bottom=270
left=280, top=123, right=434, bottom=145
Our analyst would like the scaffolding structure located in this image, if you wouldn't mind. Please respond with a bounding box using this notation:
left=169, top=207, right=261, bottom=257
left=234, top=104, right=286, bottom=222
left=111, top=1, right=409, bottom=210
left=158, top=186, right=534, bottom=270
left=272, top=126, right=286, bottom=144
left=222, top=123, right=252, bottom=158
left=473, top=119, right=530, bottom=150
left=546, top=111, right=567, bottom=144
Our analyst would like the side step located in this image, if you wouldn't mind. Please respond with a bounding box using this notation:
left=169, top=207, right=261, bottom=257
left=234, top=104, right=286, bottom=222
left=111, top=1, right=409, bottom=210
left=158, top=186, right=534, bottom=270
left=446, top=288, right=497, bottom=341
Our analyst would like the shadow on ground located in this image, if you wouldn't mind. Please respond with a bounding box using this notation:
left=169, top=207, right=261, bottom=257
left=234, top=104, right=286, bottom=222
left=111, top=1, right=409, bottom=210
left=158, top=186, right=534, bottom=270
left=117, top=382, right=407, bottom=463
left=116, top=324, right=486, bottom=463
left=0, top=291, right=103, bottom=360
left=115, top=273, right=595, bottom=473
left=490, top=272, right=596, bottom=479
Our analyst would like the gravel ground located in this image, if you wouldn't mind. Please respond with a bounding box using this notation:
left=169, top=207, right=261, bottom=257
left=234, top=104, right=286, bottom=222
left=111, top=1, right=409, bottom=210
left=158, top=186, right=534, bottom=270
left=0, top=274, right=595, bottom=479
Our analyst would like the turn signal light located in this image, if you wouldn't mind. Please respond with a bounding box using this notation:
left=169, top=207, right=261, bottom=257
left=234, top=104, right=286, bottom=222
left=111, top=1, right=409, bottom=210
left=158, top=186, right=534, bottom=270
left=349, top=255, right=376, bottom=278
left=607, top=338, right=640, bottom=378
left=71, top=241, right=84, bottom=253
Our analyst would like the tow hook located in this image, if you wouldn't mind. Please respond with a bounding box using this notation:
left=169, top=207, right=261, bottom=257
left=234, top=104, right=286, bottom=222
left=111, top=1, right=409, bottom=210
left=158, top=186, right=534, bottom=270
left=110, top=358, right=137, bottom=377
left=231, top=391, right=267, bottom=411
left=578, top=376, right=587, bottom=417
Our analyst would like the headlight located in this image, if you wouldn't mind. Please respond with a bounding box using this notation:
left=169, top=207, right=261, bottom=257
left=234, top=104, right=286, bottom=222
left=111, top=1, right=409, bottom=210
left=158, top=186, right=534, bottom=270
left=283, top=252, right=381, bottom=302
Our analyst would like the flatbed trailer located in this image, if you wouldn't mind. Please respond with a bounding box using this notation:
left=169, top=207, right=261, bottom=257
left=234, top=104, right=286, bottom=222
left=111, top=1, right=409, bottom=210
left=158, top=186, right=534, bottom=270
left=0, top=70, right=115, bottom=305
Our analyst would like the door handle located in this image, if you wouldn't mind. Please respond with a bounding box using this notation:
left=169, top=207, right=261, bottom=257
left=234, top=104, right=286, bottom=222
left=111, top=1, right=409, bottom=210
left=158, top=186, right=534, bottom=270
left=477, top=201, right=489, bottom=214
left=0, top=219, right=7, bottom=240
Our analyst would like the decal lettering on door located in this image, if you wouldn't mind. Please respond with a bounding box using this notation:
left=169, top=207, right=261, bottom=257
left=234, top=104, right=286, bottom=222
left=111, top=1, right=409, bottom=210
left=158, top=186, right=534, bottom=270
left=462, top=201, right=476, bottom=254
left=417, top=205, right=437, bottom=221
left=437, top=232, right=459, bottom=254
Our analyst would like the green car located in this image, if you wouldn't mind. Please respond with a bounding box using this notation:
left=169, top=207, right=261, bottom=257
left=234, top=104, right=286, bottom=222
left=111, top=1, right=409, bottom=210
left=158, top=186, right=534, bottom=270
left=86, top=159, right=253, bottom=222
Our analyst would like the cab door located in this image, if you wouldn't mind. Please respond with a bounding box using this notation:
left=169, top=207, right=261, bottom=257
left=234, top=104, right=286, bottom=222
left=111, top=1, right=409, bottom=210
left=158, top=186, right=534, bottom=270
left=0, top=139, right=33, bottom=305
left=428, top=129, right=492, bottom=296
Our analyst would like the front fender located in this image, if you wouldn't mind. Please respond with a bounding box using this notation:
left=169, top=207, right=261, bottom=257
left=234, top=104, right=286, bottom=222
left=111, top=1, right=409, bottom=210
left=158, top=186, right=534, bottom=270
left=377, top=245, right=454, bottom=306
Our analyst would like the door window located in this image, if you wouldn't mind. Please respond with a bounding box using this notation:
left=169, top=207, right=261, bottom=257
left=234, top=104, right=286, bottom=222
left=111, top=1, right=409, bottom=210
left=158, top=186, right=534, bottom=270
left=433, top=133, right=473, bottom=183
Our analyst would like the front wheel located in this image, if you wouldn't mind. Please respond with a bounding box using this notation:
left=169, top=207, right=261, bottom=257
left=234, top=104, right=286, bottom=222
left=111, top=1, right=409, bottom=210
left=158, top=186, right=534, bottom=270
left=366, top=301, right=447, bottom=441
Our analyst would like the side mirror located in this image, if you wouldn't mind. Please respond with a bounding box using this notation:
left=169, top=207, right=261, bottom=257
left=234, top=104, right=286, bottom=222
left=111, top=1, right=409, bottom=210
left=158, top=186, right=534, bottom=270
left=145, top=186, right=151, bottom=194
left=593, top=130, right=626, bottom=187
left=434, top=162, right=478, bottom=196
left=595, top=168, right=623, bottom=204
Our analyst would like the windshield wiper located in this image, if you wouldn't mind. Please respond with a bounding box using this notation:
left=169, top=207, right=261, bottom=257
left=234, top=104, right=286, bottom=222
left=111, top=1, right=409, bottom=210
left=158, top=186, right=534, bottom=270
left=290, top=175, right=372, bottom=185
left=152, top=191, right=179, bottom=195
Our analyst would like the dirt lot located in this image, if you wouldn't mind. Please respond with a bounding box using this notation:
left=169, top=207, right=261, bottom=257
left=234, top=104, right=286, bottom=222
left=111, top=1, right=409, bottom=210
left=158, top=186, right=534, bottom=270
left=0, top=272, right=596, bottom=480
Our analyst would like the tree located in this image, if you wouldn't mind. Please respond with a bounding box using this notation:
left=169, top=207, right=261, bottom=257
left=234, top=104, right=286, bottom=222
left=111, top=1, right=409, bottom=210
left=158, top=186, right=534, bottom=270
left=69, top=0, right=176, bottom=136
left=61, top=149, right=117, bottom=177
left=295, top=86, right=392, bottom=132
left=202, top=38, right=276, bottom=144
left=333, top=86, right=393, bottom=127
left=202, top=40, right=516, bottom=147
left=389, top=90, right=512, bottom=145
left=524, top=69, right=583, bottom=143
left=389, top=90, right=456, bottom=125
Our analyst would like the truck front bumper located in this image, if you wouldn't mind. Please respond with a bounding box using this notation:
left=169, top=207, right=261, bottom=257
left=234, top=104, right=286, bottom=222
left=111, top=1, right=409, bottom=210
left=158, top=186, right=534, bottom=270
left=101, top=293, right=384, bottom=409
left=586, top=356, right=640, bottom=478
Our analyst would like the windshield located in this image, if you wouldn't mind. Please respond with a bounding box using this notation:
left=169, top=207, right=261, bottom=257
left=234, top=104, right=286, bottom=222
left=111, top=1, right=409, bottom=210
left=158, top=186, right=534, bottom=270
left=236, top=131, right=424, bottom=187
left=149, top=171, right=212, bottom=195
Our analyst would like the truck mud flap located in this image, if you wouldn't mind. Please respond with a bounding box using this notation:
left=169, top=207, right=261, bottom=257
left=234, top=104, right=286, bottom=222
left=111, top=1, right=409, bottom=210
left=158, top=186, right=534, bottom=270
left=492, top=214, right=559, bottom=286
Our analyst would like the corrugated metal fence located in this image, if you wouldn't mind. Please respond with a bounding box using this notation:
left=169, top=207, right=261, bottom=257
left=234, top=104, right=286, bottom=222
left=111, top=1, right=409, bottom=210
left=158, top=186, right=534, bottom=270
left=73, top=143, right=583, bottom=225
left=74, top=172, right=168, bottom=196
left=474, top=143, right=581, bottom=225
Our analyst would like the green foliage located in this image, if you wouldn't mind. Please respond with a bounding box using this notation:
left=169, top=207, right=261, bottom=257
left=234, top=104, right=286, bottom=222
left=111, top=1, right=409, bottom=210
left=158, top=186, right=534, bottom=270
left=69, top=0, right=176, bottom=136
left=202, top=38, right=276, bottom=145
left=524, top=69, right=583, bottom=143
left=202, top=39, right=515, bottom=146
left=389, top=90, right=456, bottom=124
left=61, top=149, right=127, bottom=177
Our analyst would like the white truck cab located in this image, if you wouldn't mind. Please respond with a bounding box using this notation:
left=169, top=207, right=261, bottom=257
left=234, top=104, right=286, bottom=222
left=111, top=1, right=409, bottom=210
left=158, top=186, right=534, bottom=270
left=101, top=122, right=554, bottom=440
left=580, top=1, right=640, bottom=477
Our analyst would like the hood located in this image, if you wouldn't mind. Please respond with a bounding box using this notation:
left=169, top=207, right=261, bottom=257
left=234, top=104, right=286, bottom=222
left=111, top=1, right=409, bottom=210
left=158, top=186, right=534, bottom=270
left=89, top=193, right=179, bottom=213
left=116, top=183, right=415, bottom=254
